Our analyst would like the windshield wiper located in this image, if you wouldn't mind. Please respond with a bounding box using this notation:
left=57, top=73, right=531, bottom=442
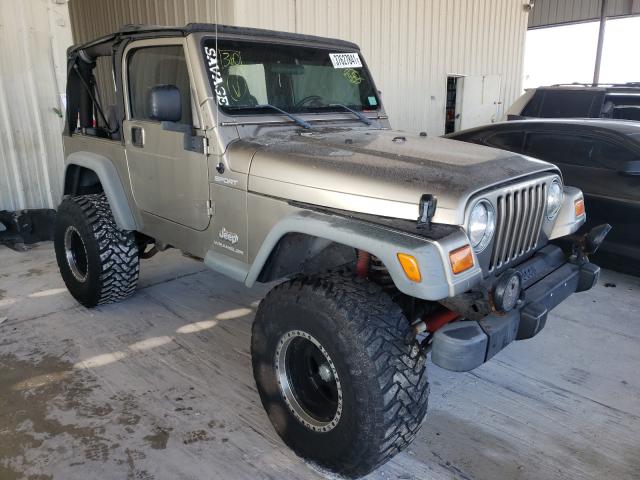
left=254, top=104, right=312, bottom=129
left=329, top=103, right=373, bottom=126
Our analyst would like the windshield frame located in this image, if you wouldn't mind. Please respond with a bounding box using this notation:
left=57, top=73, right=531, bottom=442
left=200, top=36, right=382, bottom=118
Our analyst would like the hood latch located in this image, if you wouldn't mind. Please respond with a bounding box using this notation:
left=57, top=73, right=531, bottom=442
left=417, top=194, right=437, bottom=230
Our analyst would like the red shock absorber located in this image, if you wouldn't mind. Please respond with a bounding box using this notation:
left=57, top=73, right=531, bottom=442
left=426, top=308, right=460, bottom=333
left=414, top=308, right=460, bottom=336
left=356, top=250, right=370, bottom=278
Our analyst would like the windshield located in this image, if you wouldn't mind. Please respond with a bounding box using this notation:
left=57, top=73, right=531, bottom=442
left=202, top=38, right=380, bottom=115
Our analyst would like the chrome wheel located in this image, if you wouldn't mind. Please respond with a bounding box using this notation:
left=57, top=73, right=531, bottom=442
left=64, top=226, right=88, bottom=282
left=275, top=330, right=343, bottom=432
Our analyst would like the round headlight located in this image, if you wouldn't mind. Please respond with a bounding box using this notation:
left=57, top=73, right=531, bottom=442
left=546, top=179, right=563, bottom=219
left=468, top=200, right=495, bottom=252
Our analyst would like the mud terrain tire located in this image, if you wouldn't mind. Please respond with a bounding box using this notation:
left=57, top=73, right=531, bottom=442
left=54, top=194, right=139, bottom=308
left=251, top=272, right=429, bottom=478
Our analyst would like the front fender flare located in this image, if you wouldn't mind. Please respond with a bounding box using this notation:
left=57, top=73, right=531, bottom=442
left=64, top=152, right=137, bottom=231
left=233, top=210, right=482, bottom=301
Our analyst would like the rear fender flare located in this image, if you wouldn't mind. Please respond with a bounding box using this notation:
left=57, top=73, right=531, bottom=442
left=63, top=152, right=137, bottom=231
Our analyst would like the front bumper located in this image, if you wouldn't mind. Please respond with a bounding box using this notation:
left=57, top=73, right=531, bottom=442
left=431, top=244, right=600, bottom=372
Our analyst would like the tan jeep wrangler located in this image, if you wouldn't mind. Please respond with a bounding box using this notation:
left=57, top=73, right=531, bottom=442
left=55, top=23, right=608, bottom=478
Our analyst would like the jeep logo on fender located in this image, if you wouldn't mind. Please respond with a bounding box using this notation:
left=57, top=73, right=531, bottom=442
left=219, top=227, right=239, bottom=245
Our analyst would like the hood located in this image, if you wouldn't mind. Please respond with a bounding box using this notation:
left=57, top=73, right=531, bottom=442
left=246, top=128, right=557, bottom=225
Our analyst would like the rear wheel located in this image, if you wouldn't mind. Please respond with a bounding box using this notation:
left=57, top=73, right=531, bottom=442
left=54, top=194, right=139, bottom=307
left=251, top=272, right=429, bottom=478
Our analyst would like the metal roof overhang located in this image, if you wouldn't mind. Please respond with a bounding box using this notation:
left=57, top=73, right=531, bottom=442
left=528, top=0, right=640, bottom=29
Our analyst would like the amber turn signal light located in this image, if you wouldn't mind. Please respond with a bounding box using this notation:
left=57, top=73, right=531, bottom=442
left=397, top=253, right=421, bottom=282
left=574, top=198, right=585, bottom=217
left=449, top=245, right=474, bottom=274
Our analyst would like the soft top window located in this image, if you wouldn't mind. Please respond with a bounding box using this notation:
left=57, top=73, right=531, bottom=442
left=201, top=38, right=380, bottom=115
left=65, top=51, right=120, bottom=140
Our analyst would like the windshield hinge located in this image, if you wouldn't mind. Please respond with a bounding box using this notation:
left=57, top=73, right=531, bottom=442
left=203, top=136, right=211, bottom=156
left=206, top=200, right=214, bottom=217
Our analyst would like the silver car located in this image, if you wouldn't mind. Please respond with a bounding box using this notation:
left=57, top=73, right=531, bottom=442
left=55, top=23, right=605, bottom=478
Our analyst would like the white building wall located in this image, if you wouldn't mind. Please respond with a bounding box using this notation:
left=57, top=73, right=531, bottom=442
left=0, top=0, right=73, bottom=211
left=68, top=0, right=235, bottom=43
left=2, top=0, right=528, bottom=211
left=229, top=0, right=529, bottom=135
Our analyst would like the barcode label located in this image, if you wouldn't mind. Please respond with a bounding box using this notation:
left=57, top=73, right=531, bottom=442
left=329, top=53, right=362, bottom=69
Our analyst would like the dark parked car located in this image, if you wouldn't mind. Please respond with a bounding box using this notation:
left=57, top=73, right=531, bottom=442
left=446, top=119, right=640, bottom=274
left=507, top=83, right=640, bottom=121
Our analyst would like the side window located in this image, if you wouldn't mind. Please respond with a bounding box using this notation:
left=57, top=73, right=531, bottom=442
left=94, top=57, right=117, bottom=131
left=605, top=94, right=640, bottom=120
left=524, top=133, right=595, bottom=166
left=537, top=90, right=600, bottom=118
left=612, top=106, right=640, bottom=121
left=127, top=45, right=193, bottom=125
left=524, top=133, right=634, bottom=170
left=591, top=140, right=637, bottom=171
left=485, top=131, right=525, bottom=152
left=521, top=90, right=544, bottom=117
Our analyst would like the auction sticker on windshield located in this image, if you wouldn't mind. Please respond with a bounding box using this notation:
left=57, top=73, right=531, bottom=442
left=329, top=53, right=362, bottom=69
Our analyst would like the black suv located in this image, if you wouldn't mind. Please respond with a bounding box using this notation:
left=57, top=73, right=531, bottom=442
left=507, top=83, right=640, bottom=121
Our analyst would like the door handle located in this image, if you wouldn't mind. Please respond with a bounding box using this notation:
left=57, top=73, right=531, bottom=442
left=131, top=126, right=144, bottom=147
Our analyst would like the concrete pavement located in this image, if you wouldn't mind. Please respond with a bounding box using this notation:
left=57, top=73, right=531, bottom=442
left=1, top=243, right=639, bottom=480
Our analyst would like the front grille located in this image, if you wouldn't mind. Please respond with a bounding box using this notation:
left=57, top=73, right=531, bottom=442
left=489, top=181, right=547, bottom=271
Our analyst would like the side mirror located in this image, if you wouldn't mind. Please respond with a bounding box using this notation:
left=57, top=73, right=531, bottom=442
left=148, top=84, right=182, bottom=123
left=619, top=160, right=640, bottom=176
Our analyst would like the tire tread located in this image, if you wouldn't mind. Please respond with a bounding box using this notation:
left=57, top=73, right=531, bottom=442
left=254, top=270, right=429, bottom=477
left=58, top=194, right=138, bottom=306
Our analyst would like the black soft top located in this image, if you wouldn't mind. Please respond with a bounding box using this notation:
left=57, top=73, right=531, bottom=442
left=69, top=23, right=359, bottom=58
left=64, top=23, right=360, bottom=139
